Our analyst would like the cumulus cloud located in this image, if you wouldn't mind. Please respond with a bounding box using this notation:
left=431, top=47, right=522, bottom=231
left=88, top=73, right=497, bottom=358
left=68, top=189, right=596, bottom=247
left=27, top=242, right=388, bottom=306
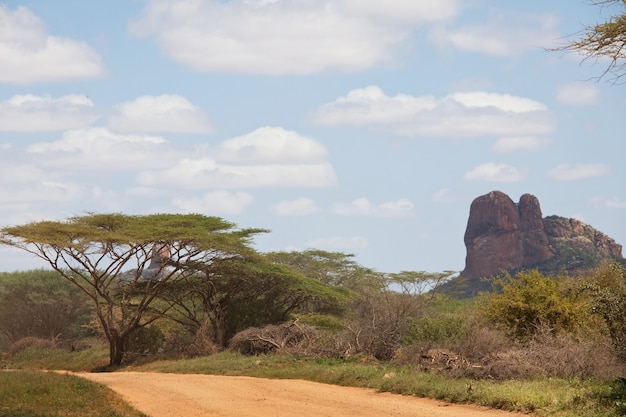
left=271, top=198, right=320, bottom=216
left=129, top=0, right=459, bottom=75
left=556, top=82, right=600, bottom=106
left=216, top=127, right=328, bottom=163
left=0, top=163, right=85, bottom=204
left=306, top=236, right=369, bottom=251
left=0, top=94, right=98, bottom=131
left=137, top=127, right=338, bottom=189
left=492, top=136, right=551, bottom=153
left=172, top=190, right=253, bottom=214
left=0, top=5, right=105, bottom=83
left=430, top=10, right=560, bottom=56
left=313, top=86, right=554, bottom=138
left=332, top=198, right=415, bottom=217
left=109, top=95, right=213, bottom=133
left=464, top=162, right=526, bottom=182
left=26, top=127, right=172, bottom=171
left=547, top=163, right=610, bottom=181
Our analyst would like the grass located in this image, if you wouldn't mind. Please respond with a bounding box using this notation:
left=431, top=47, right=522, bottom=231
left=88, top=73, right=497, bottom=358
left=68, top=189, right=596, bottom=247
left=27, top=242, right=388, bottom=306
left=0, top=370, right=147, bottom=417
left=1, top=344, right=109, bottom=372
left=3, top=345, right=626, bottom=417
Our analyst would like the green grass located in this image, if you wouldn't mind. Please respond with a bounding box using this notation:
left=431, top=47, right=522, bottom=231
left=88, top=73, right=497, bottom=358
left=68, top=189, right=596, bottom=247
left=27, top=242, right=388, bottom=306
left=3, top=345, right=626, bottom=417
left=1, top=344, right=109, bottom=372
left=0, top=370, right=147, bottom=417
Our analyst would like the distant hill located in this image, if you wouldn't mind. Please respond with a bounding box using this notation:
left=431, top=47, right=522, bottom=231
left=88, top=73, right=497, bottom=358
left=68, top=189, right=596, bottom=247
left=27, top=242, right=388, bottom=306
left=441, top=191, right=624, bottom=298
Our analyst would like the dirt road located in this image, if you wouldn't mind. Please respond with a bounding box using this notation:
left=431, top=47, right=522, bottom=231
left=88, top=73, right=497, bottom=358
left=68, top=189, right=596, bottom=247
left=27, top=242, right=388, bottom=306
left=75, top=371, right=524, bottom=417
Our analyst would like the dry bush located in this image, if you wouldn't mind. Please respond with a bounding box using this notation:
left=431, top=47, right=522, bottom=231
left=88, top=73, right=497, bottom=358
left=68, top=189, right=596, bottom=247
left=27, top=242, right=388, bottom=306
left=459, top=331, right=624, bottom=380
left=229, top=320, right=317, bottom=355
left=394, top=320, right=625, bottom=380
left=393, top=345, right=470, bottom=373
left=6, top=337, right=58, bottom=356
left=162, top=323, right=219, bottom=357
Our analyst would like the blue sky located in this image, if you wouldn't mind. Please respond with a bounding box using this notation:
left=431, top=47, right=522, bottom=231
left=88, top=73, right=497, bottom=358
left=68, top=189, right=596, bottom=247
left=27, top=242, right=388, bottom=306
left=0, top=0, right=624, bottom=273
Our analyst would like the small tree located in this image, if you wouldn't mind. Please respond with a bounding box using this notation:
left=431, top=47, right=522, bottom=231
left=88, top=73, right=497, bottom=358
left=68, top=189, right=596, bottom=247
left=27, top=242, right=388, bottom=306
left=0, top=213, right=264, bottom=365
left=480, top=270, right=587, bottom=341
left=582, top=261, right=626, bottom=359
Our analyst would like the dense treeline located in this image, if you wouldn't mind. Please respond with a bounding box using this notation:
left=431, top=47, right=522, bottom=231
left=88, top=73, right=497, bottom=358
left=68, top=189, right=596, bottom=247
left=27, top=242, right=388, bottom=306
left=1, top=213, right=625, bottom=380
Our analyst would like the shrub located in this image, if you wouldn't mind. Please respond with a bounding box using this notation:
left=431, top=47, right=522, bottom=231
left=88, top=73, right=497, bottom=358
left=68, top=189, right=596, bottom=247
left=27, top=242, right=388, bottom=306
left=124, top=326, right=164, bottom=356
left=581, top=262, right=626, bottom=359
left=480, top=270, right=588, bottom=341
left=229, top=320, right=317, bottom=355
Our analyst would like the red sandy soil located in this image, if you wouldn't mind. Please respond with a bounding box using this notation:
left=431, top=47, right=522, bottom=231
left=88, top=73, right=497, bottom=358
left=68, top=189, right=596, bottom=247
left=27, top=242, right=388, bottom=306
left=75, top=371, right=526, bottom=417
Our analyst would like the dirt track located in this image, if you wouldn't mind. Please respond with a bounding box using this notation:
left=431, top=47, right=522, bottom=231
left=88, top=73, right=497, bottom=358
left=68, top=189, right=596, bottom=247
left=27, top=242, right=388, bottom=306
left=75, top=372, right=524, bottom=417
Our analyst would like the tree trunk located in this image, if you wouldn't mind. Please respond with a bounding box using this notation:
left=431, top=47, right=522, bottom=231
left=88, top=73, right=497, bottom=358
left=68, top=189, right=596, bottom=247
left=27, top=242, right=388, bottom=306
left=109, top=328, right=124, bottom=366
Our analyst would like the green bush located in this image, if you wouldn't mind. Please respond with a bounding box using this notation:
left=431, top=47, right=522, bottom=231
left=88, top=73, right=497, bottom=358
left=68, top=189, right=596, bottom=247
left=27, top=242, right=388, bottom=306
left=0, top=269, right=94, bottom=344
left=480, top=270, right=588, bottom=341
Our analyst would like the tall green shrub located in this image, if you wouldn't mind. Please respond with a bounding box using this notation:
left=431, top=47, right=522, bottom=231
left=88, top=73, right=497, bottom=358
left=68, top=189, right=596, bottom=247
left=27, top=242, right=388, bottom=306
left=480, top=270, right=587, bottom=341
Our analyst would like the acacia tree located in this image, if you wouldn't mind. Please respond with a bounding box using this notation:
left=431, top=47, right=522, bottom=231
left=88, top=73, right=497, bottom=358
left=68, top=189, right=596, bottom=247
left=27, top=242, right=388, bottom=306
left=157, top=253, right=348, bottom=348
left=555, top=0, right=626, bottom=82
left=0, top=213, right=265, bottom=365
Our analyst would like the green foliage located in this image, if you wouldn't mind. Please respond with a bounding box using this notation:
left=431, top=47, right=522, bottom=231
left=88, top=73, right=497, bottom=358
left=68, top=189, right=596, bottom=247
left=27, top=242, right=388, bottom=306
left=582, top=262, right=626, bottom=359
left=0, top=270, right=94, bottom=344
left=124, top=326, right=165, bottom=355
left=158, top=252, right=351, bottom=348
left=403, top=315, right=466, bottom=345
left=265, top=249, right=382, bottom=290
left=0, top=213, right=267, bottom=366
left=480, top=270, right=588, bottom=341
left=552, top=0, right=626, bottom=82
left=0, top=370, right=146, bottom=417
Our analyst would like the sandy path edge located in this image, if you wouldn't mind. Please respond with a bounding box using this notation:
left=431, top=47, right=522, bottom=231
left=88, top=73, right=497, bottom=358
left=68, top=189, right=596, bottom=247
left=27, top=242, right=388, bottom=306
left=70, top=371, right=527, bottom=417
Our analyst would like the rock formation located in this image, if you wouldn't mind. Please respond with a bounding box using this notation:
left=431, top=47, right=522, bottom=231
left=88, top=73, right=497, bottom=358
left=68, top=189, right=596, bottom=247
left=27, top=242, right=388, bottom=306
left=460, top=191, right=623, bottom=280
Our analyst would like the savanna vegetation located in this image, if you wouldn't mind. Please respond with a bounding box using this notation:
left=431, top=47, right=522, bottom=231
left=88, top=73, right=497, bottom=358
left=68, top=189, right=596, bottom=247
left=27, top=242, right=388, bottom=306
left=1, top=213, right=626, bottom=416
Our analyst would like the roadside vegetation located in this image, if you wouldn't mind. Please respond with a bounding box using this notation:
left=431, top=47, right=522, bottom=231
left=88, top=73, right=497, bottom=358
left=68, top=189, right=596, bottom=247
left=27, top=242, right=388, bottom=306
left=0, top=370, right=147, bottom=417
left=1, top=213, right=626, bottom=416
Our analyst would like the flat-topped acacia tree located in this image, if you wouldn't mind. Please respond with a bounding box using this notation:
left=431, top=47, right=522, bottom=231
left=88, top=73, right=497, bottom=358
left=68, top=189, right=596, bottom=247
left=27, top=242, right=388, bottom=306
left=0, top=213, right=265, bottom=366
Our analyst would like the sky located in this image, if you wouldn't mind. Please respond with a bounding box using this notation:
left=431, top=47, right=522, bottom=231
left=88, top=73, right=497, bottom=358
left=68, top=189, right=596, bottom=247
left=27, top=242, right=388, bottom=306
left=0, top=0, right=624, bottom=274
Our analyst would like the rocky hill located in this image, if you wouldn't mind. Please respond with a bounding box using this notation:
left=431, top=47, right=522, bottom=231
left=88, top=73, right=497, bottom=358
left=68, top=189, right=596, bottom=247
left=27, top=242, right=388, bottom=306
left=444, top=191, right=623, bottom=297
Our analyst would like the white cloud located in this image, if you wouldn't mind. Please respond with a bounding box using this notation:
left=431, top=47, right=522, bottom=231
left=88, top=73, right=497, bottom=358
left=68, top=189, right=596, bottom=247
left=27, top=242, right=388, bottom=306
left=217, top=127, right=328, bottom=163
left=591, top=196, right=626, bottom=209
left=129, top=0, right=459, bottom=75
left=340, top=0, right=459, bottom=23
left=492, top=136, right=551, bottom=153
left=109, top=95, right=213, bottom=133
left=0, top=5, right=105, bottom=84
left=172, top=190, right=253, bottom=214
left=137, top=127, right=338, bottom=189
left=306, top=235, right=369, bottom=251
left=548, top=163, right=611, bottom=181
left=430, top=10, right=560, bottom=56
left=464, top=162, right=526, bottom=182
left=26, top=127, right=172, bottom=171
left=0, top=94, right=98, bottom=131
left=332, top=198, right=415, bottom=217
left=271, top=198, right=320, bottom=216
left=313, top=87, right=554, bottom=138
left=556, top=82, right=600, bottom=106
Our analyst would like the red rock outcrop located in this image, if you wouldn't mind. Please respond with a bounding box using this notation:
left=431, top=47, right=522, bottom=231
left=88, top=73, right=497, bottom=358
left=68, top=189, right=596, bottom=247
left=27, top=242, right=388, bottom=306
left=461, top=191, right=623, bottom=280
left=461, top=191, right=554, bottom=280
left=543, top=216, right=623, bottom=259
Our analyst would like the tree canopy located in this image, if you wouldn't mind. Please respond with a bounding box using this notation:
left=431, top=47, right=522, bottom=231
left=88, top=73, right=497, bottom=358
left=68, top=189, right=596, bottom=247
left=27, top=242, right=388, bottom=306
left=0, top=213, right=266, bottom=365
